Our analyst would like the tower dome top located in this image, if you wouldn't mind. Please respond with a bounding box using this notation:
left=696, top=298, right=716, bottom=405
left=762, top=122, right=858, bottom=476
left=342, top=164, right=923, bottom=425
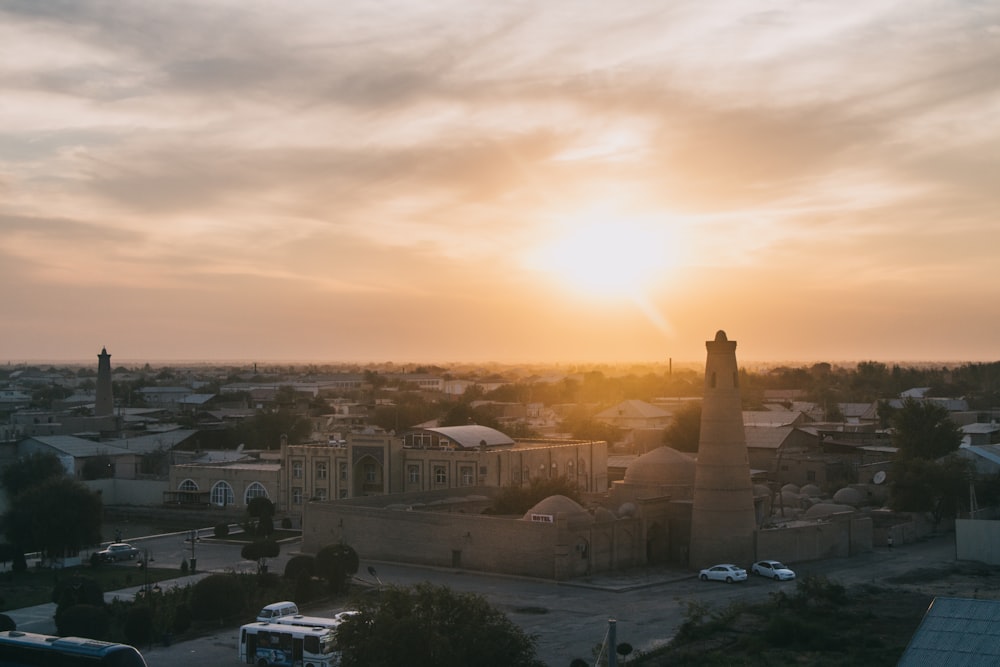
left=714, top=330, right=728, bottom=342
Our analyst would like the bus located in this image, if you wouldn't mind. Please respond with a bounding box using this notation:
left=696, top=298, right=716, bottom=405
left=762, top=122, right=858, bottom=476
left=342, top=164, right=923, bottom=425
left=0, top=630, right=147, bottom=666
left=272, top=610, right=360, bottom=631
left=238, top=621, right=340, bottom=667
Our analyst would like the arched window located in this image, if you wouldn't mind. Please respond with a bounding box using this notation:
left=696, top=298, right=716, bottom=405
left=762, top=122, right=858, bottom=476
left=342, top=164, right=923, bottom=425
left=178, top=479, right=198, bottom=492
left=244, top=482, right=269, bottom=505
left=211, top=481, right=235, bottom=507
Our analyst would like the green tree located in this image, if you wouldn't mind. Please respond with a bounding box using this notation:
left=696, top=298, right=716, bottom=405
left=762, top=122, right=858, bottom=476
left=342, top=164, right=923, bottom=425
left=663, top=402, right=701, bottom=452
left=315, top=543, right=359, bottom=594
left=889, top=456, right=973, bottom=523
left=241, top=539, right=280, bottom=574
left=336, top=583, right=544, bottom=667
left=245, top=496, right=275, bottom=537
left=891, top=398, right=962, bottom=460
left=1, top=451, right=65, bottom=500
left=190, top=574, right=246, bottom=623
left=3, top=476, right=102, bottom=559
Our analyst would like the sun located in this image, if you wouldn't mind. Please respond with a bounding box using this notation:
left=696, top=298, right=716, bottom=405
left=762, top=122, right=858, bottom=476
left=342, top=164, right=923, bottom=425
left=522, top=212, right=681, bottom=300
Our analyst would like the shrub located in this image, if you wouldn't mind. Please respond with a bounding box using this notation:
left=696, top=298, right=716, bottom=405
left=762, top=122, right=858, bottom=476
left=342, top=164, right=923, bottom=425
left=284, top=555, right=316, bottom=580
left=190, top=574, right=245, bottom=622
left=123, top=605, right=154, bottom=647
left=56, top=604, right=110, bottom=640
left=281, top=517, right=293, bottom=529
left=214, top=522, right=230, bottom=538
left=0, top=614, right=15, bottom=632
left=172, top=603, right=193, bottom=634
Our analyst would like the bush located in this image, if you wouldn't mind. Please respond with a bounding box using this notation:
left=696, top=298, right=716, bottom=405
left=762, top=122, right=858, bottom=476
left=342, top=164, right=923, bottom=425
left=52, top=575, right=104, bottom=613
left=214, top=522, right=230, bottom=538
left=172, top=603, right=193, bottom=634
left=281, top=517, right=293, bottom=529
left=123, top=605, right=154, bottom=647
left=283, top=555, right=316, bottom=580
left=0, top=614, right=15, bottom=632
left=190, top=574, right=245, bottom=622
left=56, top=604, right=110, bottom=640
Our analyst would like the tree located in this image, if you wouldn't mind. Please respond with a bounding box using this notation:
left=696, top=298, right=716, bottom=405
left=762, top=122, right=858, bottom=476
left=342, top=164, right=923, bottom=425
left=241, top=539, right=280, bottom=574
left=336, top=582, right=544, bottom=667
left=3, top=476, right=102, bottom=559
left=889, top=456, right=973, bottom=523
left=891, top=398, right=963, bottom=460
left=245, top=496, right=276, bottom=537
left=315, top=543, right=359, bottom=593
left=663, top=402, right=701, bottom=452
left=0, top=451, right=64, bottom=500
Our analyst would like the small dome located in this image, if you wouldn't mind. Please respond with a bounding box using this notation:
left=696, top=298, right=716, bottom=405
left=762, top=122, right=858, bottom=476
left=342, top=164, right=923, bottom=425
left=781, top=483, right=800, bottom=494
left=800, top=484, right=822, bottom=497
left=523, top=495, right=593, bottom=528
left=833, top=487, right=864, bottom=507
left=803, top=503, right=855, bottom=519
left=618, top=502, right=637, bottom=518
left=623, top=446, right=696, bottom=485
left=753, top=484, right=771, bottom=498
left=780, top=489, right=801, bottom=506
left=594, top=507, right=617, bottom=522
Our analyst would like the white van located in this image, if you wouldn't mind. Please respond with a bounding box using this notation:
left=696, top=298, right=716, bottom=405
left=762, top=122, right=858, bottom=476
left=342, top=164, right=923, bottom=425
left=256, top=601, right=299, bottom=622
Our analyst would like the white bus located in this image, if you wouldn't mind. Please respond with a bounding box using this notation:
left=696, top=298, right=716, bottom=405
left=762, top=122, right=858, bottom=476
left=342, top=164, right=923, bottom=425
left=238, top=621, right=339, bottom=667
left=272, top=611, right=360, bottom=631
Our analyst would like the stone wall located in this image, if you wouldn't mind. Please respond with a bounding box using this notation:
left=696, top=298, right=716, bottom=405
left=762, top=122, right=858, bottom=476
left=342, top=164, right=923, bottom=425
left=755, top=515, right=872, bottom=563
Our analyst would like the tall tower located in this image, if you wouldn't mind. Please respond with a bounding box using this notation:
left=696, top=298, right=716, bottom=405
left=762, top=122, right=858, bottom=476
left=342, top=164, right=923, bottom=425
left=688, top=330, right=756, bottom=568
left=95, top=347, right=113, bottom=417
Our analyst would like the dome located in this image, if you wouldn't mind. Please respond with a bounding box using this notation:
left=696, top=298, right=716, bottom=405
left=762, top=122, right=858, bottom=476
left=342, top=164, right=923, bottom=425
left=594, top=507, right=617, bottom=522
left=623, top=446, right=696, bottom=486
left=803, top=503, right=855, bottom=519
left=781, top=483, right=800, bottom=494
left=522, top=495, right=593, bottom=528
left=800, top=484, right=822, bottom=497
left=753, top=484, right=771, bottom=498
left=780, top=489, right=801, bottom=506
left=833, top=487, right=864, bottom=507
left=618, top=502, right=637, bottom=518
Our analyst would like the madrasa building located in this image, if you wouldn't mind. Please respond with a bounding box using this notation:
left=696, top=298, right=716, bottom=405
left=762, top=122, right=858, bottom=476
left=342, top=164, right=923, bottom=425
left=300, top=330, right=873, bottom=580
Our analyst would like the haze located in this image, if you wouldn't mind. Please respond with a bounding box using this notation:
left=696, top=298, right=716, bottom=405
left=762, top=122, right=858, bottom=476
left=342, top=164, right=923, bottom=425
left=2, top=1, right=998, bottom=365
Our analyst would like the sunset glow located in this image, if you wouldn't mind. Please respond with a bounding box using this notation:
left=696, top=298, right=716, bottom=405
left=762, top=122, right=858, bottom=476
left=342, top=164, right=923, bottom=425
left=1, top=1, right=998, bottom=364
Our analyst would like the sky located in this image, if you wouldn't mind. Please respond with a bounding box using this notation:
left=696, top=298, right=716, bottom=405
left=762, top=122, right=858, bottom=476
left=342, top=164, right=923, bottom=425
left=2, top=1, right=999, bottom=366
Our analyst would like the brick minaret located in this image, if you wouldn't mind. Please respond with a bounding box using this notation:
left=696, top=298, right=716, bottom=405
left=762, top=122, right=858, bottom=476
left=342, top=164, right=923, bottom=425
left=95, top=347, right=113, bottom=417
left=688, top=330, right=756, bottom=568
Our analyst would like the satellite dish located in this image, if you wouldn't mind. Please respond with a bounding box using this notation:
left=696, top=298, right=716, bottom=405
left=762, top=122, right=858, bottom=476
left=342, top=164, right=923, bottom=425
left=873, top=470, right=886, bottom=485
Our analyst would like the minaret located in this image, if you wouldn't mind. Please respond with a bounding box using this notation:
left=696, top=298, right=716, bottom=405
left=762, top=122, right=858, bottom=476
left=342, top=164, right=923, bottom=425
left=95, top=347, right=113, bottom=417
left=688, top=330, right=756, bottom=568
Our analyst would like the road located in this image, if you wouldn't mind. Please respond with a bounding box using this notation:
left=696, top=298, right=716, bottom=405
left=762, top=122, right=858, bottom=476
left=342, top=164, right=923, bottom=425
left=8, top=530, right=959, bottom=667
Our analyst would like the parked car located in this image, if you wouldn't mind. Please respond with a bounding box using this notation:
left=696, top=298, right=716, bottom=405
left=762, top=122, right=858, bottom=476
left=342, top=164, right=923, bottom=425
left=699, top=564, right=747, bottom=583
left=751, top=560, right=796, bottom=580
left=98, top=543, right=141, bottom=562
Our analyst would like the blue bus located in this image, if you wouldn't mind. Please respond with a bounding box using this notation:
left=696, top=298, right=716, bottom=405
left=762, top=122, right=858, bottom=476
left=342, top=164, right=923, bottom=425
left=0, top=631, right=147, bottom=666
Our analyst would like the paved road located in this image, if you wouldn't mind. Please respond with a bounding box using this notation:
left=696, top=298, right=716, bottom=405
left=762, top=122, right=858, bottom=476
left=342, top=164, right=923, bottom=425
left=6, top=531, right=959, bottom=667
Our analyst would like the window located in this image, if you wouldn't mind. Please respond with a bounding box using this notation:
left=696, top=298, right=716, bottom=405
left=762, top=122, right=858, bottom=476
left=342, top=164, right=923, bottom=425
left=407, top=465, right=420, bottom=484
left=339, top=462, right=347, bottom=481
left=316, top=461, right=328, bottom=480
left=316, top=488, right=327, bottom=501
left=806, top=470, right=816, bottom=482
left=434, top=466, right=447, bottom=485
left=460, top=466, right=474, bottom=486
left=179, top=479, right=198, bottom=492
left=292, top=487, right=302, bottom=504
left=244, top=481, right=268, bottom=505
left=364, top=463, right=376, bottom=483
left=210, top=481, right=235, bottom=507
left=292, top=461, right=303, bottom=479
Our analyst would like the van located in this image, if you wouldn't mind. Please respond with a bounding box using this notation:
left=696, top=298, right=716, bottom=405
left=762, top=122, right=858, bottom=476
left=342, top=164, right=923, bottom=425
left=256, top=601, right=299, bottom=622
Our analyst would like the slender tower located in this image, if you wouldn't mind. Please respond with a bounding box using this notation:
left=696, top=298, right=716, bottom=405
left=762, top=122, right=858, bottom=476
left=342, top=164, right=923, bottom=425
left=95, top=347, right=113, bottom=417
left=688, top=330, right=756, bottom=568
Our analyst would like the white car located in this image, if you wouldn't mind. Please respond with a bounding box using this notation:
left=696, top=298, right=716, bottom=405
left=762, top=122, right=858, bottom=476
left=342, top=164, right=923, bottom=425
left=751, top=560, right=796, bottom=580
left=699, top=564, right=747, bottom=583
left=98, top=542, right=141, bottom=562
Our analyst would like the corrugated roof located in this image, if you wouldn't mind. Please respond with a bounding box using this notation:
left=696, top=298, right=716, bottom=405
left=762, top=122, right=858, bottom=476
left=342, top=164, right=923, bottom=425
left=744, top=426, right=795, bottom=449
left=420, top=425, right=515, bottom=448
left=595, top=399, right=670, bottom=420
left=899, top=597, right=1000, bottom=666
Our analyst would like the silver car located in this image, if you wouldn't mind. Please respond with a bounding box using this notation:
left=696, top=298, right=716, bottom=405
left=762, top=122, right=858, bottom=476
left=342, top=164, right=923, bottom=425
left=751, top=559, right=796, bottom=580
left=98, top=542, right=141, bottom=562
